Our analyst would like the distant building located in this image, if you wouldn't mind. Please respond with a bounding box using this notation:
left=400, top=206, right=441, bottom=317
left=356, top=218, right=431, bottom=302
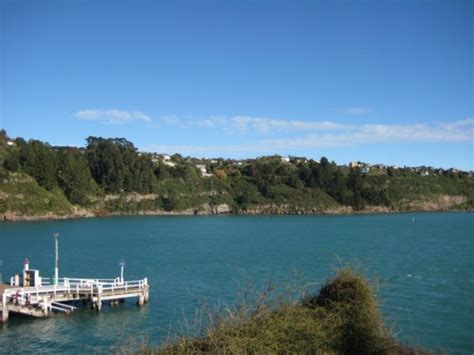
left=281, top=157, right=290, bottom=163
left=195, top=164, right=213, bottom=177
left=349, top=161, right=369, bottom=173
left=349, top=161, right=365, bottom=168
left=164, top=161, right=176, bottom=167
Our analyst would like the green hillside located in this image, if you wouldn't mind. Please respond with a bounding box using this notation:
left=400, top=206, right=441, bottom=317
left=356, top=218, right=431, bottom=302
left=1, top=130, right=472, bottom=220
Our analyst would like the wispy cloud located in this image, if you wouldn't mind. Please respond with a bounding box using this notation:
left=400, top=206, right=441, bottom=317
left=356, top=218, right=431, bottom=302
left=150, top=117, right=473, bottom=155
left=341, top=107, right=374, bottom=115
left=160, top=115, right=350, bottom=133
left=260, top=119, right=474, bottom=149
left=75, top=109, right=152, bottom=125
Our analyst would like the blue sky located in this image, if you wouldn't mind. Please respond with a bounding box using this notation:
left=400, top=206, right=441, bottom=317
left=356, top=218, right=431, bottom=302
left=1, top=0, right=473, bottom=170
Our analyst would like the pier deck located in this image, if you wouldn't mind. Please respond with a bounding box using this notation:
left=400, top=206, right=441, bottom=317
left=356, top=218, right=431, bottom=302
left=1, top=277, right=149, bottom=322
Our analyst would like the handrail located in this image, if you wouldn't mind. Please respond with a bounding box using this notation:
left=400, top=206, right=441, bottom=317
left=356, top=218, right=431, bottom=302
left=4, top=277, right=147, bottom=305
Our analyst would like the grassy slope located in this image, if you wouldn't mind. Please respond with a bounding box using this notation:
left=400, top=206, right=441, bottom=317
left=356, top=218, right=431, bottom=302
left=0, top=171, right=73, bottom=217
left=145, top=269, right=426, bottom=354
left=381, top=174, right=474, bottom=209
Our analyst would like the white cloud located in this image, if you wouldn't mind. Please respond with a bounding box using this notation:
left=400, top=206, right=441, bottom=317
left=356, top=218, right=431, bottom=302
left=261, top=120, right=474, bottom=149
left=341, top=108, right=374, bottom=115
left=160, top=115, right=473, bottom=142
left=160, top=115, right=350, bottom=133
left=150, top=117, right=473, bottom=155
left=75, top=109, right=152, bottom=125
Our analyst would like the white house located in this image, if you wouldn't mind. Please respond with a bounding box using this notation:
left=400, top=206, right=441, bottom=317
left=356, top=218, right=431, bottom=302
left=195, top=164, right=213, bottom=177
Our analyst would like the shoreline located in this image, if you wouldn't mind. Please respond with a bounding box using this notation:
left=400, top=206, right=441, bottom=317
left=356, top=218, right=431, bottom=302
left=1, top=206, right=472, bottom=223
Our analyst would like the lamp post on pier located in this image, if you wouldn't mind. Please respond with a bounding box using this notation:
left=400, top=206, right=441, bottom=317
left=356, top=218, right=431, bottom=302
left=119, top=259, right=125, bottom=284
left=53, top=233, right=60, bottom=285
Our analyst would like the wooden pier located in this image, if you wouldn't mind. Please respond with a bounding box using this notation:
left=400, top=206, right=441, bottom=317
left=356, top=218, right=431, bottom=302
left=0, top=258, right=149, bottom=322
left=1, top=233, right=150, bottom=322
left=1, top=276, right=149, bottom=321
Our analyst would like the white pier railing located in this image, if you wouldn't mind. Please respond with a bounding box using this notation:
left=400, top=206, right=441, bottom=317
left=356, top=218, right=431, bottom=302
left=2, top=277, right=149, bottom=309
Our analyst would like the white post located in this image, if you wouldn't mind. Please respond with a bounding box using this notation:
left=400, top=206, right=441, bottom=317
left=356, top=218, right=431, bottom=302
left=53, top=233, right=59, bottom=284
left=2, top=292, right=8, bottom=322
left=119, top=259, right=125, bottom=284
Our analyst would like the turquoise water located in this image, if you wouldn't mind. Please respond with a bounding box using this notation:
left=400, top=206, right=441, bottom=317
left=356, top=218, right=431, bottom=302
left=0, top=212, right=473, bottom=353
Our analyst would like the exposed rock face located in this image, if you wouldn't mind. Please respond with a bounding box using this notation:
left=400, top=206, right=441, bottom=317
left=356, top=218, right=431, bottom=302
left=193, top=203, right=232, bottom=215
left=406, top=195, right=468, bottom=211
left=1, top=208, right=94, bottom=222
left=104, top=193, right=158, bottom=202
left=214, top=204, right=231, bottom=214
left=1, top=195, right=471, bottom=222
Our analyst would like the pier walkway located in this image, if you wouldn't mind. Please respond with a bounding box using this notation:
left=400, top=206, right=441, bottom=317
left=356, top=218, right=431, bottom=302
left=1, top=277, right=149, bottom=321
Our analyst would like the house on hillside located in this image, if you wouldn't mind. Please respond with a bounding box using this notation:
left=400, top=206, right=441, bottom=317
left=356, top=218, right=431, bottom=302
left=195, top=164, right=213, bottom=177
left=349, top=161, right=370, bottom=173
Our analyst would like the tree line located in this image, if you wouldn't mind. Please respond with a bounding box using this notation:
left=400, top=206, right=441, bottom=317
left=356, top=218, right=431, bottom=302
left=1, top=131, right=472, bottom=211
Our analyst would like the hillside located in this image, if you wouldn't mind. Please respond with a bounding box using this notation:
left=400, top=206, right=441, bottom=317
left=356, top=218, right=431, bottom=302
left=1, top=130, right=473, bottom=221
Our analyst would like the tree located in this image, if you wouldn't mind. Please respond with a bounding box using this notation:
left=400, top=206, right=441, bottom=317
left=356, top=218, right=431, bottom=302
left=57, top=148, right=100, bottom=204
left=19, top=140, right=58, bottom=190
left=3, top=149, right=20, bottom=172
left=348, top=168, right=365, bottom=210
left=0, top=129, right=7, bottom=146
left=86, top=136, right=157, bottom=193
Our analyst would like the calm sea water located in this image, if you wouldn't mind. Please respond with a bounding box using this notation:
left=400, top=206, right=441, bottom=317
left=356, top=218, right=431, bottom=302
left=0, top=213, right=473, bottom=354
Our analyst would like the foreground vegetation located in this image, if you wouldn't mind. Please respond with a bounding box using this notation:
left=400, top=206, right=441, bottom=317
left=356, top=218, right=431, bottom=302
left=143, top=269, right=426, bottom=354
left=1, top=130, right=473, bottom=220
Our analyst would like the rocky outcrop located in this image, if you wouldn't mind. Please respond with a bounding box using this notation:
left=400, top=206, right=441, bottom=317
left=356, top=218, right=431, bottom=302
left=1, top=207, right=94, bottom=222
left=104, top=193, right=158, bottom=202
left=406, top=195, right=468, bottom=211
left=1, top=195, right=471, bottom=222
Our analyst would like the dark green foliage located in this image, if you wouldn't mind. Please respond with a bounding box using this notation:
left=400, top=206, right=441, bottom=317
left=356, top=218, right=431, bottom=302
left=56, top=148, right=101, bottom=205
left=229, top=177, right=264, bottom=208
left=17, top=139, right=58, bottom=190
left=0, top=129, right=7, bottom=146
left=86, top=136, right=156, bottom=193
left=3, top=149, right=20, bottom=172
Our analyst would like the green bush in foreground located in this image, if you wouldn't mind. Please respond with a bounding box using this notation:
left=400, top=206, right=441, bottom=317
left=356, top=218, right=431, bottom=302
left=141, top=269, right=427, bottom=355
